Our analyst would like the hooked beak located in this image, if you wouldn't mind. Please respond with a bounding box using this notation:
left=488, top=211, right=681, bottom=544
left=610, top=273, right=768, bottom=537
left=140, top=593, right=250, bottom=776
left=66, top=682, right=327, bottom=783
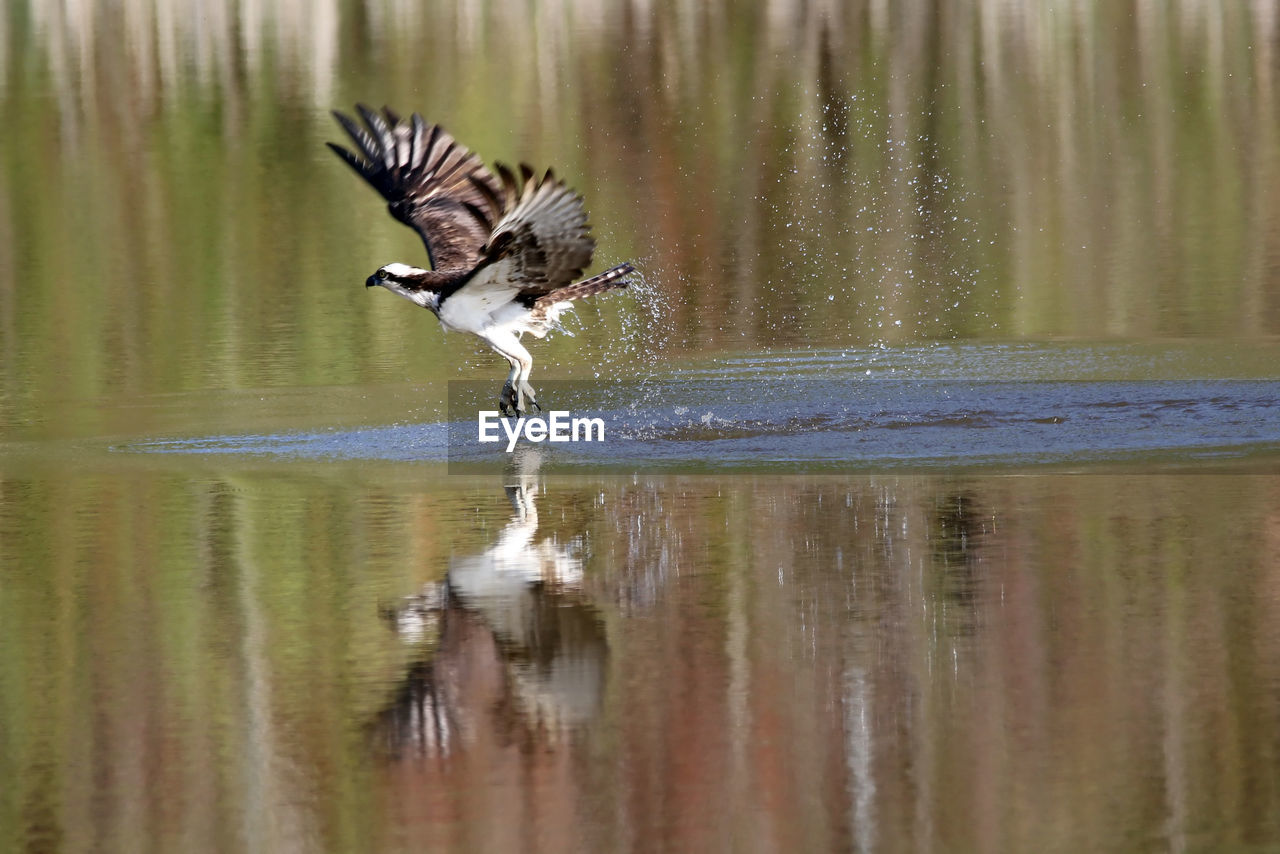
left=365, top=275, right=379, bottom=288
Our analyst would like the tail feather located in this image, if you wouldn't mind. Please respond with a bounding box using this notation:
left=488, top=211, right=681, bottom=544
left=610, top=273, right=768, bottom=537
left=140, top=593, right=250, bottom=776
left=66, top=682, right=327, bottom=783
left=535, top=262, right=633, bottom=308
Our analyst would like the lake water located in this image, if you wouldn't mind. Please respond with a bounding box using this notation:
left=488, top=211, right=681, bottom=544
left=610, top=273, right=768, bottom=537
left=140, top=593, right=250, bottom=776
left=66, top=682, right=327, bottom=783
left=3, top=2, right=1280, bottom=852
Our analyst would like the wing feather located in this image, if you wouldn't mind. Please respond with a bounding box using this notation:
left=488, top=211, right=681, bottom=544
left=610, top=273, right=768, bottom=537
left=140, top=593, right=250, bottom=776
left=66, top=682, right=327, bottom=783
left=477, top=162, right=596, bottom=296
left=467, top=173, right=505, bottom=217
left=329, top=106, right=503, bottom=271
left=356, top=104, right=397, bottom=171
left=331, top=111, right=381, bottom=166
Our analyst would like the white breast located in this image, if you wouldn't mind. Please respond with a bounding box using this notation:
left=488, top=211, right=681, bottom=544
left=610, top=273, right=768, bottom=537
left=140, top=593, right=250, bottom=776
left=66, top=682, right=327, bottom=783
left=438, top=287, right=504, bottom=334
left=437, top=263, right=530, bottom=335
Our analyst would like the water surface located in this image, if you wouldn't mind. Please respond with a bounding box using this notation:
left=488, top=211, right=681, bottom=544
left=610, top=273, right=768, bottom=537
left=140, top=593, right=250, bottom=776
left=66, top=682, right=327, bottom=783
left=112, top=342, right=1280, bottom=474
left=3, top=1, right=1280, bottom=852
left=4, top=465, right=1280, bottom=852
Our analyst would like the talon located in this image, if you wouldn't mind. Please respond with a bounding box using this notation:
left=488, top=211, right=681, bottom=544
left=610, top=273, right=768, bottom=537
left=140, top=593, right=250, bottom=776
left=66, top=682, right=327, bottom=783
left=519, top=381, right=541, bottom=412
left=499, top=382, right=518, bottom=418
left=499, top=379, right=540, bottom=417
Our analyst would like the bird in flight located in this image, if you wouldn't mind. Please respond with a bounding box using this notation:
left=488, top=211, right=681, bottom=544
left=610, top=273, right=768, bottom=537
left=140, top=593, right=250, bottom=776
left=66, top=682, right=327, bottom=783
left=328, top=105, right=633, bottom=416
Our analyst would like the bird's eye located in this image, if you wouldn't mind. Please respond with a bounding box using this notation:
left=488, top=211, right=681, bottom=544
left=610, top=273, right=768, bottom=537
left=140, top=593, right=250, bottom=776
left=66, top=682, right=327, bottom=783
left=377, top=269, right=389, bottom=280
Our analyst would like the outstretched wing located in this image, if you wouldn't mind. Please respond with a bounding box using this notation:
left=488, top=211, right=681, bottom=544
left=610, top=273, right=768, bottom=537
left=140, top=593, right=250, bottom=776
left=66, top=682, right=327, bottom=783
left=466, top=163, right=596, bottom=299
left=328, top=105, right=503, bottom=271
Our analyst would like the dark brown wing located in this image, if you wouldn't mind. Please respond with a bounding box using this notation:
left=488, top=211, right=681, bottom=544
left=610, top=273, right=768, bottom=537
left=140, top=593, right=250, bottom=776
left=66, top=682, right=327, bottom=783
left=328, top=105, right=503, bottom=271
left=473, top=163, right=596, bottom=298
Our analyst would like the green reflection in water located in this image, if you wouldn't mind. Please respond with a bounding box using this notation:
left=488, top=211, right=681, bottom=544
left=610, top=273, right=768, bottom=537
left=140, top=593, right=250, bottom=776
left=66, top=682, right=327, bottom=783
left=2, top=1, right=1279, bottom=441
left=2, top=1, right=1280, bottom=851
left=2, top=467, right=1280, bottom=851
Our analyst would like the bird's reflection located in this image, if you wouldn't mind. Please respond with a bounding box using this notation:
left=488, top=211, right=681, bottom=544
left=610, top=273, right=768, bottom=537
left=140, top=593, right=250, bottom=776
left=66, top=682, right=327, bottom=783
left=375, top=456, right=607, bottom=759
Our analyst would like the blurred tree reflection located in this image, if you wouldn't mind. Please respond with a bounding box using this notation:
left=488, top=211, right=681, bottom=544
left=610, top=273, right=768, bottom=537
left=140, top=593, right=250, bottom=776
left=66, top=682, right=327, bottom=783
left=1, top=0, right=1277, bottom=430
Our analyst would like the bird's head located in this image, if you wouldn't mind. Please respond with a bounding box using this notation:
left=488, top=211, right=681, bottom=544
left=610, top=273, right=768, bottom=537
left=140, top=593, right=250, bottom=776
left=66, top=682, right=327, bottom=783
left=365, top=262, right=440, bottom=311
left=366, top=262, right=428, bottom=290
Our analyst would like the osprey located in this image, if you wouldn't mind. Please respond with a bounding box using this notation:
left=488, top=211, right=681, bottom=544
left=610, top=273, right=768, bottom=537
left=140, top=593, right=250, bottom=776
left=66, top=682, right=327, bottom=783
left=328, top=105, right=633, bottom=415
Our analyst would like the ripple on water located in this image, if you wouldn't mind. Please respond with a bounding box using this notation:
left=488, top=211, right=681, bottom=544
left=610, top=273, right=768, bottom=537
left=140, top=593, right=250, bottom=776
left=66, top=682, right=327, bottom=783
left=126, top=344, right=1280, bottom=472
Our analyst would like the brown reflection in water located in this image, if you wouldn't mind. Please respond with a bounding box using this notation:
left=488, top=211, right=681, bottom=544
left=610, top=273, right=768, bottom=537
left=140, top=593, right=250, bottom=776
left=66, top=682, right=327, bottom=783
left=371, top=471, right=608, bottom=850
left=376, top=474, right=607, bottom=759
left=3, top=471, right=1280, bottom=851
left=361, top=474, right=1280, bottom=853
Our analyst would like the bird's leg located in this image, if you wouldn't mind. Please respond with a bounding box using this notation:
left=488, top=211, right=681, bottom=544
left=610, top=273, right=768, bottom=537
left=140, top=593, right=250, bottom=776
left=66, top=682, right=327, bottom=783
left=499, top=356, right=520, bottom=418
left=486, top=331, right=536, bottom=416
left=516, top=355, right=540, bottom=413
